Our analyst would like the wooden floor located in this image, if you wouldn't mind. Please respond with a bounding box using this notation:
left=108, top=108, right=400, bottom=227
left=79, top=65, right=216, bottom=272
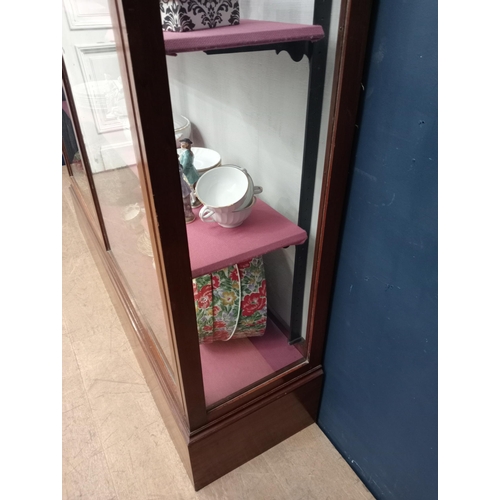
left=62, top=167, right=374, bottom=500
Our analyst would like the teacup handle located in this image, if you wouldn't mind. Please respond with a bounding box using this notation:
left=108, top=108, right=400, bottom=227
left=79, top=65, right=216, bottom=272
left=199, top=206, right=216, bottom=223
left=253, top=186, right=263, bottom=195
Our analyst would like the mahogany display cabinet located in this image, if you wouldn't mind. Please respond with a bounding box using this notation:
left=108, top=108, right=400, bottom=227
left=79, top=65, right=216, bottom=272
left=62, top=0, right=372, bottom=490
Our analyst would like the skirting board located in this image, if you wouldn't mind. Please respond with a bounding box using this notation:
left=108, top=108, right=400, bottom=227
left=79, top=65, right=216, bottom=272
left=69, top=181, right=324, bottom=490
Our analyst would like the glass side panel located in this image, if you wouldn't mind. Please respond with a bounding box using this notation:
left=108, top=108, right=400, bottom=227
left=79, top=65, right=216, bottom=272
left=62, top=86, right=98, bottom=223
left=163, top=1, right=341, bottom=407
left=62, top=2, right=178, bottom=384
left=169, top=48, right=308, bottom=406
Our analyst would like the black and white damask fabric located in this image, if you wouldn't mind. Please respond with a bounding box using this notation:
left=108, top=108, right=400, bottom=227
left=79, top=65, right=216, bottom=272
left=160, top=0, right=240, bottom=32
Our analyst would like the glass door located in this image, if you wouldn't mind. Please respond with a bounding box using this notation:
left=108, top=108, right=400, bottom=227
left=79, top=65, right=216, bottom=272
left=62, top=0, right=207, bottom=419
left=162, top=0, right=340, bottom=410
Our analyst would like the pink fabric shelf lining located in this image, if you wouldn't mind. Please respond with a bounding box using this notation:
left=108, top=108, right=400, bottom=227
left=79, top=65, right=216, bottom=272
left=200, top=318, right=303, bottom=406
left=163, top=19, right=324, bottom=55
left=187, top=198, right=307, bottom=278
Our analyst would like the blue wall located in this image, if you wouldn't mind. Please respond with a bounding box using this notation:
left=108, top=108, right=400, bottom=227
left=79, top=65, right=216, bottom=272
left=317, top=1, right=438, bottom=499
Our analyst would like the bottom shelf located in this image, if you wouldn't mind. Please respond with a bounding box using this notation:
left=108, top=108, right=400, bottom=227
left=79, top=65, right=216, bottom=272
left=200, top=318, right=303, bottom=406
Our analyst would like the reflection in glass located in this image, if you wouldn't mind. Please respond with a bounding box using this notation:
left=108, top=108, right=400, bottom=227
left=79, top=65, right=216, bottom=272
left=62, top=1, right=178, bottom=383
left=62, top=87, right=98, bottom=222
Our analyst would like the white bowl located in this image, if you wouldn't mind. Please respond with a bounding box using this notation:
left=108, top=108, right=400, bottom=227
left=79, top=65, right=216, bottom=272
left=173, top=114, right=191, bottom=146
left=177, top=147, right=221, bottom=173
left=199, top=197, right=256, bottom=228
left=195, top=166, right=249, bottom=210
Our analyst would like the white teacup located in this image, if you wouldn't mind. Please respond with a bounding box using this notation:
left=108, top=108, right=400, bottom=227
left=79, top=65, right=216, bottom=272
left=195, top=166, right=249, bottom=211
left=222, top=164, right=263, bottom=210
left=200, top=197, right=256, bottom=228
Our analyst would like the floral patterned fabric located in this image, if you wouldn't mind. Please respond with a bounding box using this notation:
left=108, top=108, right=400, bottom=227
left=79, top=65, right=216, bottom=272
left=193, top=256, right=267, bottom=343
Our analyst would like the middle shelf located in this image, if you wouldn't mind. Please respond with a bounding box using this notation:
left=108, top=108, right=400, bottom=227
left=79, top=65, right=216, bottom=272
left=130, top=165, right=307, bottom=278
left=186, top=198, right=307, bottom=278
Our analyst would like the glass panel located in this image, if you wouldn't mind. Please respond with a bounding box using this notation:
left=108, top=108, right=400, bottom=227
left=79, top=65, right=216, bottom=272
left=62, top=1, right=179, bottom=383
left=164, top=1, right=340, bottom=407
left=62, top=86, right=98, bottom=222
left=170, top=49, right=308, bottom=406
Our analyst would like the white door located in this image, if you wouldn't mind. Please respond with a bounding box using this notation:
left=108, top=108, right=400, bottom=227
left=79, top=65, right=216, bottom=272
left=62, top=0, right=134, bottom=172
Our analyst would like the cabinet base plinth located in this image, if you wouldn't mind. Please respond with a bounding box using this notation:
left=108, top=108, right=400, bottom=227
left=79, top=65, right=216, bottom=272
left=188, top=369, right=322, bottom=490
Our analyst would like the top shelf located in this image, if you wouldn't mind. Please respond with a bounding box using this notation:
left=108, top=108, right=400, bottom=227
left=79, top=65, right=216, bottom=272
left=163, top=19, right=324, bottom=56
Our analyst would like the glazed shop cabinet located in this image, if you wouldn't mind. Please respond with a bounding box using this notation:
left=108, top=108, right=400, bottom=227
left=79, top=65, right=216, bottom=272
left=62, top=0, right=372, bottom=490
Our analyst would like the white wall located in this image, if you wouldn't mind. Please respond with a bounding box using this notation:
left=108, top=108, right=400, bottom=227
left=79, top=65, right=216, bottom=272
left=240, top=0, right=314, bottom=24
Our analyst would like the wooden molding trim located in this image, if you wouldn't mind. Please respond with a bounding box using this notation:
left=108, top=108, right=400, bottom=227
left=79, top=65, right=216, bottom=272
left=194, top=366, right=323, bottom=438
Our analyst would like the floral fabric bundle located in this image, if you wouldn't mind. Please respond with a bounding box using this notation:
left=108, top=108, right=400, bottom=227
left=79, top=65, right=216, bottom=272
left=192, top=256, right=267, bottom=343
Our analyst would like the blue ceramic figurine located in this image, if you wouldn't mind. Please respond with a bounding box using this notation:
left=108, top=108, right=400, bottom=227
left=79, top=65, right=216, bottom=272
left=179, top=161, right=195, bottom=223
left=179, top=138, right=201, bottom=207
left=179, top=138, right=199, bottom=185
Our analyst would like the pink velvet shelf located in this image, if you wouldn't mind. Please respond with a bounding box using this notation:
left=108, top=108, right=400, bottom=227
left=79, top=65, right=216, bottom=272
left=163, top=19, right=324, bottom=55
left=187, top=198, right=307, bottom=278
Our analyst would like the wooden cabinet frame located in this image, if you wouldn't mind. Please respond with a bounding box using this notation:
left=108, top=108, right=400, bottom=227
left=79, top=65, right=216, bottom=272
left=63, top=0, right=373, bottom=490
